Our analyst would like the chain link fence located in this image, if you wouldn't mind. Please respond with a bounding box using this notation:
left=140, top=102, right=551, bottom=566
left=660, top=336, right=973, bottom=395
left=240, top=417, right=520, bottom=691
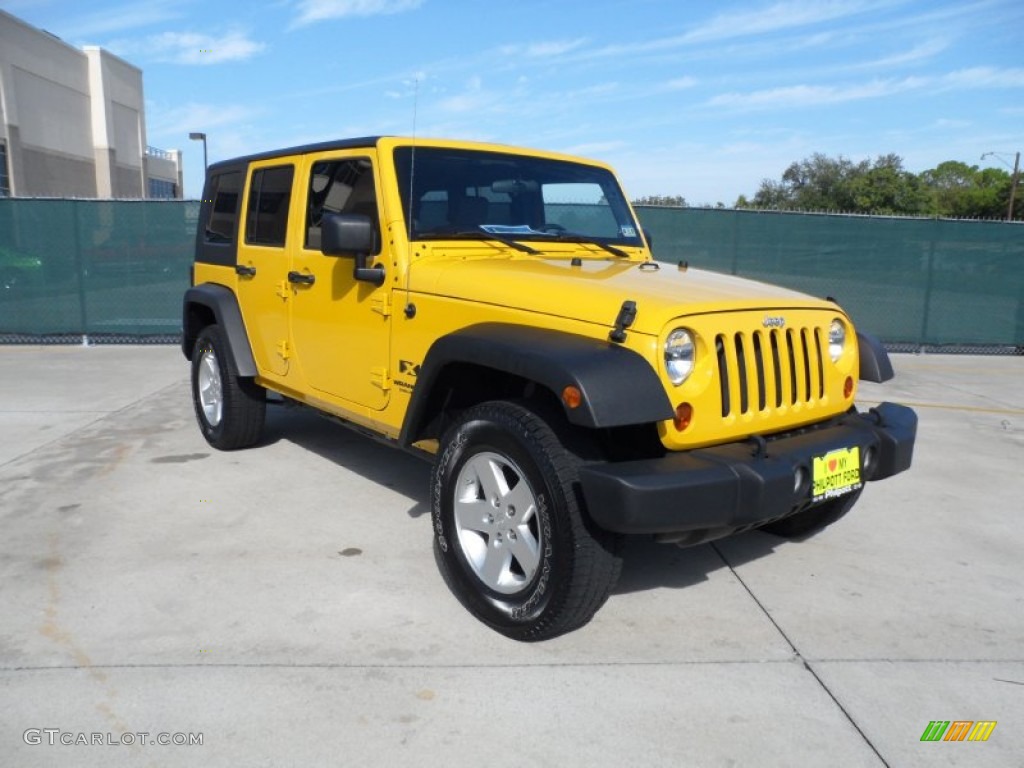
left=1, top=199, right=1021, bottom=351
left=0, top=199, right=197, bottom=343
left=639, top=206, right=1023, bottom=353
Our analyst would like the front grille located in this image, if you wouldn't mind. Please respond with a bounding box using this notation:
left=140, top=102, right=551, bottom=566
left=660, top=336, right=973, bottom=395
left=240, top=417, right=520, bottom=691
left=715, top=327, right=825, bottom=417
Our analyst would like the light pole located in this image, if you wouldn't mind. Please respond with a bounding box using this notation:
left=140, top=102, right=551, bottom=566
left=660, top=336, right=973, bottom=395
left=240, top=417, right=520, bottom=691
left=981, top=151, right=1020, bottom=221
left=189, top=132, right=208, bottom=175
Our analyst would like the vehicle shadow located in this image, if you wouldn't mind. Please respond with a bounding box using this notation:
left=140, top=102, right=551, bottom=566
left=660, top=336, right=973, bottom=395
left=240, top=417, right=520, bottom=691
left=262, top=404, right=432, bottom=517
left=263, top=403, right=791, bottom=595
left=612, top=529, right=786, bottom=595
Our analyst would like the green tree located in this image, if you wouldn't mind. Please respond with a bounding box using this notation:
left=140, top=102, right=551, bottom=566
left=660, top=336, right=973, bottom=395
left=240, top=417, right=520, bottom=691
left=919, top=161, right=1013, bottom=218
left=632, top=194, right=687, bottom=207
left=742, top=153, right=868, bottom=211
left=848, top=154, right=929, bottom=215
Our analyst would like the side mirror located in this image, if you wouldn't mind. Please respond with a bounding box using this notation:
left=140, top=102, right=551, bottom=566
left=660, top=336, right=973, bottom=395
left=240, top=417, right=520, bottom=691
left=321, top=212, right=377, bottom=256
left=320, top=213, right=385, bottom=286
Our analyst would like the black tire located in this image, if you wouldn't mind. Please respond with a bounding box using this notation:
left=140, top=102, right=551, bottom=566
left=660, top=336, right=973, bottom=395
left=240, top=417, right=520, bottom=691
left=760, top=487, right=863, bottom=539
left=431, top=400, right=622, bottom=642
left=190, top=324, right=265, bottom=450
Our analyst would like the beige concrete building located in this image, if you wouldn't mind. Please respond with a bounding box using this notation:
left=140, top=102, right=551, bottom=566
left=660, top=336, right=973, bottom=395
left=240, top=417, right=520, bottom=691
left=0, top=9, right=182, bottom=198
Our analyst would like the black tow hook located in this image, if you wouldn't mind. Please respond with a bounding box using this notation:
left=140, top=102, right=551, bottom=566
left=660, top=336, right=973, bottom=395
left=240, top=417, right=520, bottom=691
left=747, top=434, right=769, bottom=459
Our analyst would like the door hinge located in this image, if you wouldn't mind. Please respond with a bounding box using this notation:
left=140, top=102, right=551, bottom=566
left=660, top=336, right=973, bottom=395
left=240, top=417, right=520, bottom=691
left=370, top=366, right=391, bottom=391
left=372, top=292, right=392, bottom=317
left=275, top=280, right=291, bottom=299
left=276, top=340, right=292, bottom=360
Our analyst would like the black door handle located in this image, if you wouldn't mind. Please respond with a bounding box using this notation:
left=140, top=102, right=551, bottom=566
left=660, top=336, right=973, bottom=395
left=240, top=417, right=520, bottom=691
left=288, top=271, right=315, bottom=285
left=235, top=264, right=256, bottom=277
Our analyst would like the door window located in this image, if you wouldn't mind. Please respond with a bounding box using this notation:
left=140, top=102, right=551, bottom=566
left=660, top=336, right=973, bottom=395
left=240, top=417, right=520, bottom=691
left=245, top=166, right=295, bottom=247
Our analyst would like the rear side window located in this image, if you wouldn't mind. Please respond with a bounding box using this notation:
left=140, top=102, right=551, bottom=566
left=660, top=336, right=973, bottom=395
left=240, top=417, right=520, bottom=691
left=246, top=166, right=295, bottom=247
left=204, top=171, right=241, bottom=243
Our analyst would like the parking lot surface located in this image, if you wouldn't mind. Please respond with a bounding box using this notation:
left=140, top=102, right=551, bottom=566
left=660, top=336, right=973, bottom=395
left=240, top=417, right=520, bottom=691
left=1, top=346, right=1021, bottom=767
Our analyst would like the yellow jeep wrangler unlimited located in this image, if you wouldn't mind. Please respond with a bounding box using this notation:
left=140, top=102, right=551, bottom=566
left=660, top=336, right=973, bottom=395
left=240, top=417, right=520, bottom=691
left=182, top=137, right=917, bottom=641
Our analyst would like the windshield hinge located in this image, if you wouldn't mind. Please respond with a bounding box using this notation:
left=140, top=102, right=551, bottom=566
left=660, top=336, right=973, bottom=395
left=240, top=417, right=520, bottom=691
left=609, top=300, right=637, bottom=343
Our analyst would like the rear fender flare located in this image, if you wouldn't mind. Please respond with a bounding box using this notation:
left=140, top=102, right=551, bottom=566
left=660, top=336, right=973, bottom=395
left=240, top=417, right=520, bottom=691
left=181, top=283, right=257, bottom=377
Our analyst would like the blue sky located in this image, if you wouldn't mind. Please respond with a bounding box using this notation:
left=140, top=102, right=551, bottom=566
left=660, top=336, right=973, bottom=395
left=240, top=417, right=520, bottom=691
left=7, top=0, right=1024, bottom=203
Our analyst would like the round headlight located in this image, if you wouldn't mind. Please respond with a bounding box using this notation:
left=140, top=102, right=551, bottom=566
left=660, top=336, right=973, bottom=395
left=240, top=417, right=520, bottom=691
left=829, top=319, right=846, bottom=362
left=665, top=328, right=695, bottom=385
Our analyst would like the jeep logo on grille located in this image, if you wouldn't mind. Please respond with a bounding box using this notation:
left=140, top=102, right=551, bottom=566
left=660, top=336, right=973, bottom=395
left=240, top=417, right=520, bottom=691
left=763, top=315, right=786, bottom=328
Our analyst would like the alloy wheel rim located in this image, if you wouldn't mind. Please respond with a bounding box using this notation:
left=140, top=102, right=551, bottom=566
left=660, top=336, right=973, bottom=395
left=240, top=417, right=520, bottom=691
left=197, top=349, right=223, bottom=427
left=453, top=451, right=542, bottom=595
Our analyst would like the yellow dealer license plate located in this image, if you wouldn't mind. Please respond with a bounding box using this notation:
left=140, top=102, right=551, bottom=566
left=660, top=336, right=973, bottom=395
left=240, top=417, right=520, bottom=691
left=811, top=446, right=862, bottom=502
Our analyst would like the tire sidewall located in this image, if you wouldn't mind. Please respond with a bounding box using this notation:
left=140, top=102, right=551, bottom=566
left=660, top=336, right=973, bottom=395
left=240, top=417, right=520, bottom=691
left=191, top=329, right=227, bottom=445
left=432, top=408, right=573, bottom=629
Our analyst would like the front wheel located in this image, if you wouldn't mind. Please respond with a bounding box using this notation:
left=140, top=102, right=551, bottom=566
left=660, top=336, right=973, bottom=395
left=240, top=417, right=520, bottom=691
left=431, top=401, right=622, bottom=641
left=190, top=324, right=266, bottom=450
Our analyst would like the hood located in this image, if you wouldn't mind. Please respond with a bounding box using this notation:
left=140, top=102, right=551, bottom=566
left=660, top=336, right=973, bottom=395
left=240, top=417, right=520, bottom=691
left=408, top=246, right=837, bottom=335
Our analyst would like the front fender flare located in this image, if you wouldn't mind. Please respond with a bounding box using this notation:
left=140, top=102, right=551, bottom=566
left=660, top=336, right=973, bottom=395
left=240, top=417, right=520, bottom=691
left=400, top=323, right=673, bottom=445
left=857, top=331, right=894, bottom=383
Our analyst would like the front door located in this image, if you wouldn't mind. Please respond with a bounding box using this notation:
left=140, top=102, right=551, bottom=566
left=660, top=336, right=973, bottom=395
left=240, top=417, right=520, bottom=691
left=289, top=150, right=391, bottom=410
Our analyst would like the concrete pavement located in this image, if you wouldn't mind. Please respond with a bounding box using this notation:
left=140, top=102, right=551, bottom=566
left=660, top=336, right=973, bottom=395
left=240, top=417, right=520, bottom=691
left=0, top=346, right=1021, bottom=766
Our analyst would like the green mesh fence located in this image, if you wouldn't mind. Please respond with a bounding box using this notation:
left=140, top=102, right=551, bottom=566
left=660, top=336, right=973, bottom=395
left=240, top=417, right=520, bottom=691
left=1, top=200, right=1021, bottom=349
left=639, top=207, right=1024, bottom=350
left=0, top=199, right=198, bottom=341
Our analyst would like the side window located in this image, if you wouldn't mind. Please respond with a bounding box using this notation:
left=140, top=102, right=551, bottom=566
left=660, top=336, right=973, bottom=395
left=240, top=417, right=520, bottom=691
left=204, top=171, right=241, bottom=243
left=305, top=158, right=380, bottom=253
left=245, top=165, right=295, bottom=247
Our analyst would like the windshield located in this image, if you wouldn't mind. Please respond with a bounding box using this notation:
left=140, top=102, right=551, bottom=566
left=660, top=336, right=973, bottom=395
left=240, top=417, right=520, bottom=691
left=393, top=147, right=643, bottom=247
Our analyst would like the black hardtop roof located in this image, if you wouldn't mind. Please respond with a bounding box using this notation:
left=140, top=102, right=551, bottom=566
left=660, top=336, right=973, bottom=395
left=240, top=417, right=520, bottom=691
left=206, top=136, right=385, bottom=174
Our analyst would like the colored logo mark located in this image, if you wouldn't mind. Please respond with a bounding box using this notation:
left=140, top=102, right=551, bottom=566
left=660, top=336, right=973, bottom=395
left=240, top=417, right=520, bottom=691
left=920, top=720, right=997, bottom=742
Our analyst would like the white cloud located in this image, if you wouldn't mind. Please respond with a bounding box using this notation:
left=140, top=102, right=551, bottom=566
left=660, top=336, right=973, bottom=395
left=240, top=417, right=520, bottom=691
left=941, top=67, right=1024, bottom=89
left=664, top=77, right=698, bottom=91
left=683, top=0, right=877, bottom=44
left=109, top=30, right=266, bottom=65
left=58, top=0, right=184, bottom=40
left=524, top=39, right=588, bottom=58
left=708, top=77, right=926, bottom=110
left=291, top=0, right=424, bottom=28
left=854, top=38, right=949, bottom=70
left=147, top=102, right=263, bottom=139
left=437, top=76, right=493, bottom=113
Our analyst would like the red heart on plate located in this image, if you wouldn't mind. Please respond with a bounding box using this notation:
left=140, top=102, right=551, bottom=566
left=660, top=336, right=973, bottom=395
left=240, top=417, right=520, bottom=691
left=828, top=459, right=837, bottom=472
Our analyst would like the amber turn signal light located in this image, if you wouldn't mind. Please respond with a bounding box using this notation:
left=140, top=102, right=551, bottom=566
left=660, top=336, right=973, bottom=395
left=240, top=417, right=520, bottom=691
left=562, top=385, right=582, bottom=409
left=844, top=376, right=854, bottom=398
left=674, top=402, right=693, bottom=431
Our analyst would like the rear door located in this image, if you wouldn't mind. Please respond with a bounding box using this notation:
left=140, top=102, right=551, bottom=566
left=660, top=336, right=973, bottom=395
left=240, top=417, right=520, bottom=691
left=235, top=161, right=296, bottom=378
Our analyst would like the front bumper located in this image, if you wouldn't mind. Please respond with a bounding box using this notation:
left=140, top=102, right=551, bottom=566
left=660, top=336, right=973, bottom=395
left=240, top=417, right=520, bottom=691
left=578, top=402, right=917, bottom=535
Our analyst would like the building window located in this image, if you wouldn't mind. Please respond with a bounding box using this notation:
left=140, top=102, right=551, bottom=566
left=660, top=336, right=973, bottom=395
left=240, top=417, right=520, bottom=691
left=148, top=178, right=176, bottom=199
left=0, top=143, right=10, bottom=197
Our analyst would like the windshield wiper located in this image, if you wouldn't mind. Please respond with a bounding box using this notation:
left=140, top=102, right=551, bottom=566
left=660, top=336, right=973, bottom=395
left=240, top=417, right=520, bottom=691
left=417, top=229, right=539, bottom=254
left=539, top=233, right=630, bottom=258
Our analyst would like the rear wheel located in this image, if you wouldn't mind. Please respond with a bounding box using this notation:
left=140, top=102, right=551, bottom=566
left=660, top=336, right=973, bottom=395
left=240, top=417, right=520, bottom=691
left=190, top=324, right=265, bottom=450
left=760, top=488, right=863, bottom=538
left=431, top=401, right=622, bottom=641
